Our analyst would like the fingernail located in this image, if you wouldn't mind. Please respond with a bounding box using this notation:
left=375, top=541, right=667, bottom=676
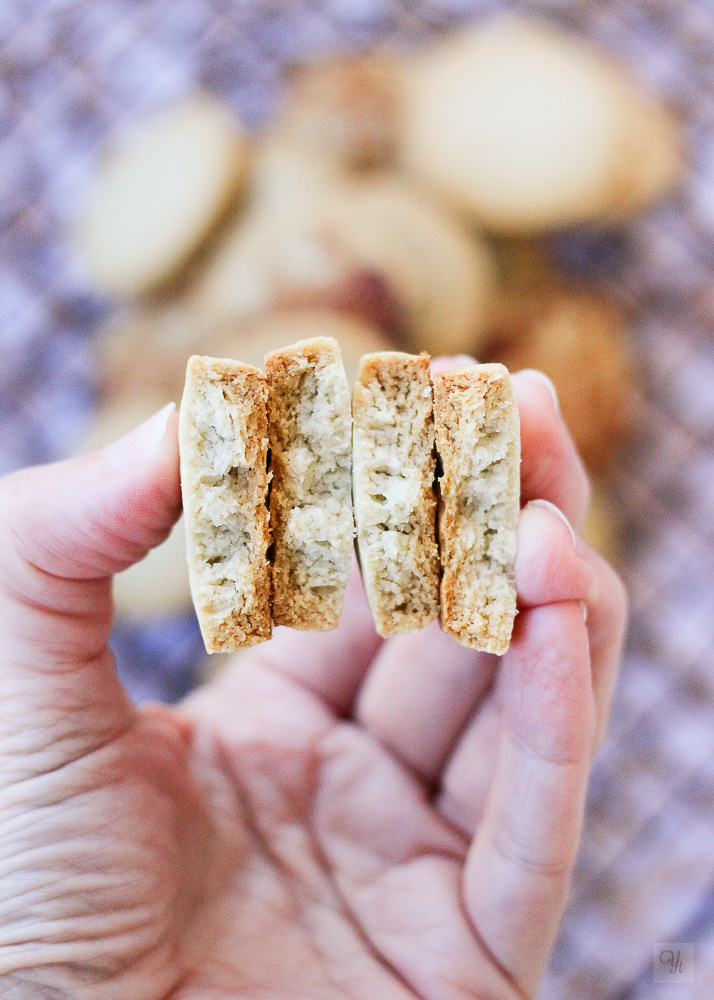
left=528, top=499, right=581, bottom=552
left=518, top=369, right=560, bottom=414
left=579, top=599, right=588, bottom=623
left=452, top=354, right=478, bottom=368
left=105, top=403, right=175, bottom=471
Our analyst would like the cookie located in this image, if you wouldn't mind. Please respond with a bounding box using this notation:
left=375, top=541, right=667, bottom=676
left=433, top=364, right=520, bottom=654
left=326, top=177, right=496, bottom=354
left=265, top=337, right=353, bottom=630
left=275, top=54, right=403, bottom=170
left=179, top=356, right=271, bottom=652
left=94, top=306, right=212, bottom=397
left=402, top=18, right=679, bottom=231
left=607, top=84, right=682, bottom=218
left=190, top=205, right=354, bottom=326
left=352, top=351, right=439, bottom=635
left=582, top=480, right=623, bottom=567
left=250, top=139, right=341, bottom=217
left=79, top=94, right=249, bottom=295
left=497, top=290, right=632, bottom=472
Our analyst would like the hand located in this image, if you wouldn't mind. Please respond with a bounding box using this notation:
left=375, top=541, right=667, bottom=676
left=0, top=372, right=626, bottom=1000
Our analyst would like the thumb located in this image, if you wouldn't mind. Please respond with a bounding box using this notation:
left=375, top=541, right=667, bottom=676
left=0, top=403, right=181, bottom=759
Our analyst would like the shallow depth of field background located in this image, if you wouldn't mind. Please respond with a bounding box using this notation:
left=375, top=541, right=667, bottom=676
left=1, top=1, right=714, bottom=996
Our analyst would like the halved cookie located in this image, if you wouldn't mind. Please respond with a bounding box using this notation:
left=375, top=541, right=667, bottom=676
left=433, top=364, right=520, bottom=654
left=179, top=355, right=271, bottom=652
left=264, top=337, right=353, bottom=630
left=352, top=351, right=439, bottom=635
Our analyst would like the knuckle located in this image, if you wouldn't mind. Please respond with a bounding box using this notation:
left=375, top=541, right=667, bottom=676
left=491, top=822, right=573, bottom=881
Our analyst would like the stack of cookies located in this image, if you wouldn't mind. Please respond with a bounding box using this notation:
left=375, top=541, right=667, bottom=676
left=179, top=338, right=520, bottom=656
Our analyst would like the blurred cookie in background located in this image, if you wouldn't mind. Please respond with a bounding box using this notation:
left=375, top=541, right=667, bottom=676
left=206, top=59, right=398, bottom=265
left=95, top=302, right=393, bottom=403
left=77, top=94, right=251, bottom=297
left=323, top=176, right=497, bottom=356
left=190, top=171, right=495, bottom=353
left=401, top=17, right=682, bottom=232
left=235, top=310, right=393, bottom=386
left=600, top=66, right=683, bottom=221
left=74, top=394, right=192, bottom=620
left=493, top=289, right=634, bottom=471
left=275, top=54, right=404, bottom=171
left=250, top=138, right=342, bottom=217
left=488, top=237, right=559, bottom=342
left=581, top=480, right=624, bottom=567
left=95, top=306, right=211, bottom=397
left=189, top=206, right=369, bottom=329
left=112, top=521, right=191, bottom=621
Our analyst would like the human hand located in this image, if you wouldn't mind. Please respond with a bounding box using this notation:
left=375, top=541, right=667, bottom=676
left=0, top=371, right=626, bottom=1000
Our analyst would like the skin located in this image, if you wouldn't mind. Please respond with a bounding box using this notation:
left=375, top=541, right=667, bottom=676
left=0, top=366, right=627, bottom=1000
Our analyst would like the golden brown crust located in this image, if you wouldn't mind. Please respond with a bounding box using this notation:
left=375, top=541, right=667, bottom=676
left=265, top=337, right=353, bottom=630
left=352, top=351, right=439, bottom=635
left=179, top=355, right=271, bottom=652
left=434, top=364, right=520, bottom=654
left=357, top=350, right=426, bottom=383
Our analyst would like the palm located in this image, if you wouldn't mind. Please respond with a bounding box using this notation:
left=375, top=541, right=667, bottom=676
left=168, top=649, right=511, bottom=1000
left=33, top=624, right=514, bottom=1000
